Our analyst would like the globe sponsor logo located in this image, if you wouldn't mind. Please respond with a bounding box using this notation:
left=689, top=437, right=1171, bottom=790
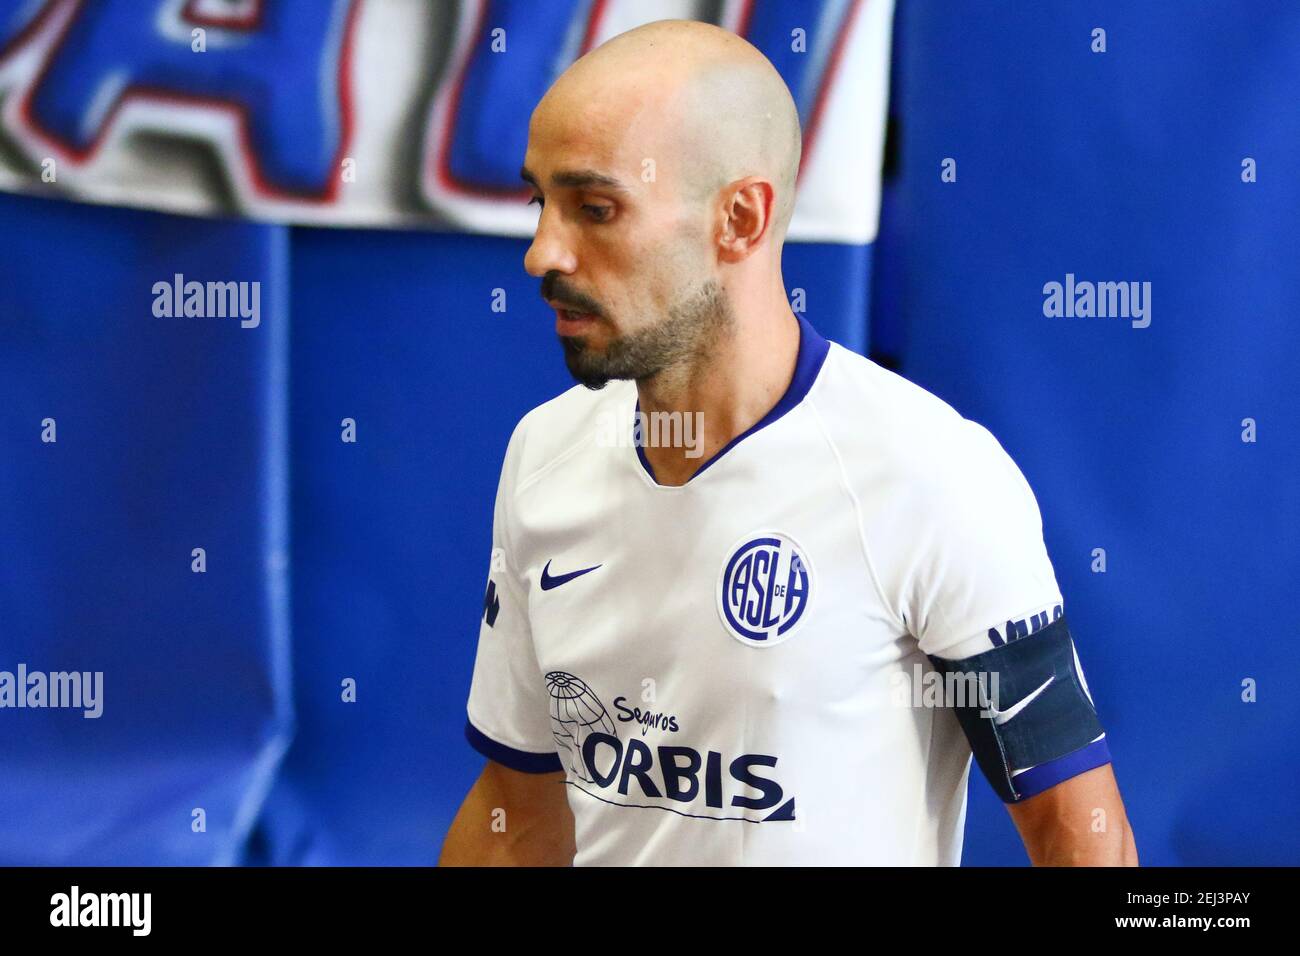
left=717, top=531, right=813, bottom=647
left=544, top=671, right=796, bottom=822
left=546, top=671, right=616, bottom=783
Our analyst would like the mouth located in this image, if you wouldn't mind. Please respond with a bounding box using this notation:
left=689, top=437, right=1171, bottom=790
left=555, top=307, right=598, bottom=336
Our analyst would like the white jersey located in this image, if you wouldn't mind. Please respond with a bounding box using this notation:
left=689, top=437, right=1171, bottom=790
left=465, top=315, right=1065, bottom=865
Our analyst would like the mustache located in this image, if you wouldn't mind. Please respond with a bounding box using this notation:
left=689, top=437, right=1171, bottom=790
left=540, top=274, right=602, bottom=315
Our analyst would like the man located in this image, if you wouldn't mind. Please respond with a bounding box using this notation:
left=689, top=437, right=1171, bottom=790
left=440, top=19, right=1137, bottom=866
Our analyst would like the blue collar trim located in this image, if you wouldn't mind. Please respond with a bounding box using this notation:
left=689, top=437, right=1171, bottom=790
left=634, top=314, right=831, bottom=485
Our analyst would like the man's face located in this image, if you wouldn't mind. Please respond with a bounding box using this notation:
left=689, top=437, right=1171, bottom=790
left=522, top=89, right=733, bottom=389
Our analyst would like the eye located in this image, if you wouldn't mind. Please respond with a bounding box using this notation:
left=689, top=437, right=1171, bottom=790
left=582, top=204, right=612, bottom=222
left=527, top=195, right=543, bottom=209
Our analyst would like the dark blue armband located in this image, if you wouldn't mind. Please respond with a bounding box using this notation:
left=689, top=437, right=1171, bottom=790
left=927, top=615, right=1111, bottom=803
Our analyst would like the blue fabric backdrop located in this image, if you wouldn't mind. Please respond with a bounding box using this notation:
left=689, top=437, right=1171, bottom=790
left=873, top=0, right=1300, bottom=864
left=0, top=192, right=871, bottom=864
left=3, top=0, right=1297, bottom=866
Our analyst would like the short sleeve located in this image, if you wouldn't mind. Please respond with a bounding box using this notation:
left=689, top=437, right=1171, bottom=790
left=464, top=419, right=563, bottom=773
left=898, top=420, right=1064, bottom=661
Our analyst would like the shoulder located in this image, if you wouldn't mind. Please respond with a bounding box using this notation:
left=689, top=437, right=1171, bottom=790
left=500, top=379, right=636, bottom=494
left=810, top=344, right=1048, bottom=585
left=812, top=346, right=1059, bottom=654
left=811, top=342, right=1018, bottom=491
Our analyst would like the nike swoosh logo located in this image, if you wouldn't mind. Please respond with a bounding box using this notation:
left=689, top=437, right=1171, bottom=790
left=990, top=676, right=1054, bottom=725
left=539, top=559, right=602, bottom=591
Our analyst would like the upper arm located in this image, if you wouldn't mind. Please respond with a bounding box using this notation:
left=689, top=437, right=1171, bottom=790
left=440, top=760, right=574, bottom=866
left=464, top=418, right=564, bottom=772
left=450, top=418, right=574, bottom=864
left=876, top=418, right=1113, bottom=800
left=901, top=419, right=1064, bottom=661
left=478, top=759, right=572, bottom=825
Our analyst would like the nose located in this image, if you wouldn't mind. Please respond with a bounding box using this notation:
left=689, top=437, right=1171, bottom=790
left=524, top=207, right=577, bottom=278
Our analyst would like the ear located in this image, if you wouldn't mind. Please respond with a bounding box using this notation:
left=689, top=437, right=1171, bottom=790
left=717, top=176, right=775, bottom=263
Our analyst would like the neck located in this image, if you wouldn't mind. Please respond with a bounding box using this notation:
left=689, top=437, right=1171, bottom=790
left=636, top=297, right=801, bottom=487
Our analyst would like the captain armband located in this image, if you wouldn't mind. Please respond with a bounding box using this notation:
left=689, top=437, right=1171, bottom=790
left=927, top=615, right=1112, bottom=803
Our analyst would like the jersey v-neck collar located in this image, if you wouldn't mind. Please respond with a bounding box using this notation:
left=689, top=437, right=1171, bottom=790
left=633, top=314, right=832, bottom=486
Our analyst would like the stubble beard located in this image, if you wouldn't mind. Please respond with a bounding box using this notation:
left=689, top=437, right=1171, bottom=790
left=561, top=277, right=735, bottom=390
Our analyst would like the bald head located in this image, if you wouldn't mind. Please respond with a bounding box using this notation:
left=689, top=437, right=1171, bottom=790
left=537, top=19, right=802, bottom=241
left=523, top=21, right=804, bottom=391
